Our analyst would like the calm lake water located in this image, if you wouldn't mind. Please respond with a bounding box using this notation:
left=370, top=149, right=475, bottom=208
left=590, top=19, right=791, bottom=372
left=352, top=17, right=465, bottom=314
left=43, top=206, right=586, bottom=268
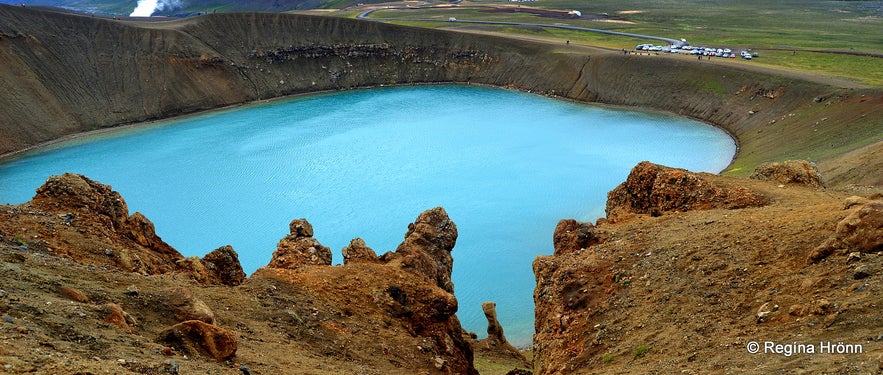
left=0, top=85, right=735, bottom=346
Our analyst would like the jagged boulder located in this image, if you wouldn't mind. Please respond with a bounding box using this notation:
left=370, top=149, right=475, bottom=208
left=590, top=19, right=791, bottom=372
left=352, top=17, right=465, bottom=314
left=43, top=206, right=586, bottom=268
left=266, top=218, right=332, bottom=269
left=199, top=245, right=246, bottom=286
left=606, top=161, right=768, bottom=221
left=809, top=202, right=883, bottom=262
left=552, top=219, right=606, bottom=256
left=751, top=160, right=824, bottom=188
left=176, top=246, right=245, bottom=286
left=342, top=238, right=379, bottom=265
left=154, top=287, right=216, bottom=325
left=156, top=320, right=237, bottom=361
left=391, top=207, right=458, bottom=292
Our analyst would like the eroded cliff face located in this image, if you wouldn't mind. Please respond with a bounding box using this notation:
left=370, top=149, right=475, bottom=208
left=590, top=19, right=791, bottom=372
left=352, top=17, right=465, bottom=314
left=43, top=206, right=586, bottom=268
left=533, top=162, right=883, bottom=374
left=1, top=5, right=881, bottom=187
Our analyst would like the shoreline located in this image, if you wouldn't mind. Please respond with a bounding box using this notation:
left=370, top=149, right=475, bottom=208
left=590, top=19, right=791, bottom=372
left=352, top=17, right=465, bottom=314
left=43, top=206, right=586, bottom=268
left=0, top=81, right=739, bottom=174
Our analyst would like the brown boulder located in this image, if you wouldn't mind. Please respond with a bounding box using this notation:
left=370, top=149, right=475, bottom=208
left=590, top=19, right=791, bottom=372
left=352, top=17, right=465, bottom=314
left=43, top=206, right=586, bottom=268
left=103, top=303, right=137, bottom=332
left=156, top=287, right=216, bottom=324
left=289, top=218, right=314, bottom=238
left=392, top=207, right=458, bottom=292
left=58, top=286, right=91, bottom=304
left=751, top=160, right=824, bottom=188
left=266, top=218, right=332, bottom=269
left=342, top=238, right=379, bottom=265
left=156, top=320, right=237, bottom=361
left=810, top=202, right=883, bottom=262
left=606, top=161, right=768, bottom=221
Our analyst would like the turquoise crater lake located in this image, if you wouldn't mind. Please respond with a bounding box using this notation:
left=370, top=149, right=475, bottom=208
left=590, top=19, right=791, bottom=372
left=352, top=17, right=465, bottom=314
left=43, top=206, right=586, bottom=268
left=0, top=85, right=735, bottom=346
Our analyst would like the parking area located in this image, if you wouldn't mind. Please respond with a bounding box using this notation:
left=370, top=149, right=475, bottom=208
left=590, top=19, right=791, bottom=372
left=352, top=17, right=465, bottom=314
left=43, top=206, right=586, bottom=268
left=633, top=43, right=759, bottom=60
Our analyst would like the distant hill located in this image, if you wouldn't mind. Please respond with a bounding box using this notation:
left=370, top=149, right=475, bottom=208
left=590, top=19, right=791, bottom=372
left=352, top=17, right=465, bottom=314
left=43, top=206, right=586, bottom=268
left=2, top=0, right=360, bottom=16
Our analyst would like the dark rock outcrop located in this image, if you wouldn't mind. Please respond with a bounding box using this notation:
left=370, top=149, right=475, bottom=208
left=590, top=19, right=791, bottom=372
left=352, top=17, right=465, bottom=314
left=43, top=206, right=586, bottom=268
left=606, top=161, right=768, bottom=221
left=389, top=207, right=458, bottom=293
left=751, top=160, right=824, bottom=188
left=199, top=245, right=247, bottom=286
left=266, top=218, right=332, bottom=269
left=176, top=246, right=247, bottom=286
left=809, top=202, right=883, bottom=262
left=29, top=173, right=182, bottom=274
left=34, top=172, right=130, bottom=231
left=156, top=320, right=237, bottom=361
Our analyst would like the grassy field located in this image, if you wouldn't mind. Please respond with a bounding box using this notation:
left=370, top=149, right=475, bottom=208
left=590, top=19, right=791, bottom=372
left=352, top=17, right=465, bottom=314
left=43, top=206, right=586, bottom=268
left=351, top=0, right=883, bottom=86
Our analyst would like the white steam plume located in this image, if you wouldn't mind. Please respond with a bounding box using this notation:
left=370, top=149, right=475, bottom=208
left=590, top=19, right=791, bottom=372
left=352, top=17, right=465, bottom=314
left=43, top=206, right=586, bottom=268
left=130, top=0, right=183, bottom=17
left=130, top=0, right=158, bottom=17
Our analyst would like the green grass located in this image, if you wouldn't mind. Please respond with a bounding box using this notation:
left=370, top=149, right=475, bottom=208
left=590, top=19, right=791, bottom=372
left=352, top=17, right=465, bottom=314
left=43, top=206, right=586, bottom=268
left=752, top=51, right=883, bottom=86
left=473, top=355, right=531, bottom=375
left=351, top=0, right=883, bottom=86
left=633, top=345, right=650, bottom=359
left=695, top=78, right=728, bottom=97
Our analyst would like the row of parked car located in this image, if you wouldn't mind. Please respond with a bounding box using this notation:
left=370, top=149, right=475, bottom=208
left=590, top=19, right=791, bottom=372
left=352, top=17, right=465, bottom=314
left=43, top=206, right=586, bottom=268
left=635, top=44, right=758, bottom=59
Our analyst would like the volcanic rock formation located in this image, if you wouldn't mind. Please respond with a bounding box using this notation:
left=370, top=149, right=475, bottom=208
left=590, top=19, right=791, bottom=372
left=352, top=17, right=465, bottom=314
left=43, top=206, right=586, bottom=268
left=252, top=206, right=477, bottom=374
left=0, top=175, right=480, bottom=373
left=265, top=218, right=333, bottom=269
left=605, top=161, right=769, bottom=221
left=479, top=301, right=526, bottom=362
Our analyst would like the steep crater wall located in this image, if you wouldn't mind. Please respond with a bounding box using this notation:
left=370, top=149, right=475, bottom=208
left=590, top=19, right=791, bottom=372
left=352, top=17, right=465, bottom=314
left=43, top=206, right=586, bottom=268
left=0, top=5, right=880, bottom=185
